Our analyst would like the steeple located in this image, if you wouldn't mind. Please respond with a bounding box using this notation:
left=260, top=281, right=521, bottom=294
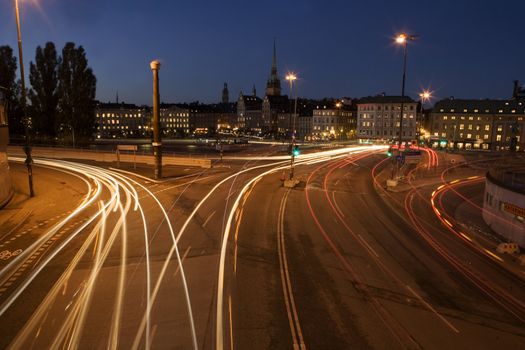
left=272, top=38, right=277, bottom=73
left=116, top=90, right=119, bottom=104
left=266, top=38, right=281, bottom=96
left=253, top=84, right=257, bottom=97
left=222, top=83, right=229, bottom=104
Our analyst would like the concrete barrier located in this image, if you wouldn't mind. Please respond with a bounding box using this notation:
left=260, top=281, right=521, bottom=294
left=7, top=146, right=212, bottom=169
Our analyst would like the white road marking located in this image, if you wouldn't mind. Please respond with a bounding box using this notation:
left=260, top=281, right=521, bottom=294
left=202, top=210, right=217, bottom=228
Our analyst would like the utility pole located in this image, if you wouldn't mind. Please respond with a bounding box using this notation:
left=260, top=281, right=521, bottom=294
left=150, top=60, right=162, bottom=179
left=14, top=0, right=34, bottom=197
left=286, top=73, right=297, bottom=180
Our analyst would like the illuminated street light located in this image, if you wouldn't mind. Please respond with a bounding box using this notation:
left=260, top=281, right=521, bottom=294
left=14, top=0, right=34, bottom=197
left=417, top=90, right=432, bottom=145
left=286, top=72, right=298, bottom=181
left=395, top=34, right=407, bottom=44
left=392, top=32, right=418, bottom=181
left=419, top=90, right=431, bottom=103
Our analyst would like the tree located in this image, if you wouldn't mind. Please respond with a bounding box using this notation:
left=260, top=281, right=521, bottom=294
left=57, top=42, right=97, bottom=144
left=0, top=45, right=23, bottom=135
left=29, top=42, right=59, bottom=138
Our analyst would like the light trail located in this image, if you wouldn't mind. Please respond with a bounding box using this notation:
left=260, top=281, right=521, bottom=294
left=4, top=157, right=197, bottom=349
left=215, top=146, right=386, bottom=350
left=3, top=144, right=385, bottom=349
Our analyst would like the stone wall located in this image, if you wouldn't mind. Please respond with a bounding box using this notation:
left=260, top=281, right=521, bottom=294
left=0, top=126, right=13, bottom=208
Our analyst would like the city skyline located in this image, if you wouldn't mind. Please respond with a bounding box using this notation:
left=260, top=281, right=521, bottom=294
left=1, top=0, right=524, bottom=105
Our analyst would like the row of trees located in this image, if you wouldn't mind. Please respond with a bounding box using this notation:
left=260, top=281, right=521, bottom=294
left=0, top=42, right=96, bottom=144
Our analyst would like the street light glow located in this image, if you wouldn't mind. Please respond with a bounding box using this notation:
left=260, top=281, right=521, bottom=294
left=420, top=90, right=432, bottom=102
left=285, top=73, right=297, bottom=81
left=395, top=34, right=407, bottom=44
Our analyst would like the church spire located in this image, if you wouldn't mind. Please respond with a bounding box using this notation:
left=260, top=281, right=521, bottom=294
left=266, top=38, right=281, bottom=96
left=222, top=83, right=229, bottom=104
left=272, top=37, right=277, bottom=72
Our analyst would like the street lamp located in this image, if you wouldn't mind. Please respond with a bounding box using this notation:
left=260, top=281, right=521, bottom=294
left=392, top=32, right=417, bottom=180
left=417, top=90, right=432, bottom=145
left=14, top=0, right=34, bottom=197
left=286, top=72, right=298, bottom=180
left=150, top=60, right=162, bottom=179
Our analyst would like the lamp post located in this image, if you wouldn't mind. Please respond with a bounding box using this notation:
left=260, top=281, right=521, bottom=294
left=392, top=32, right=417, bottom=180
left=418, top=90, right=431, bottom=146
left=14, top=0, right=34, bottom=197
left=286, top=73, right=297, bottom=180
left=150, top=60, right=162, bottom=179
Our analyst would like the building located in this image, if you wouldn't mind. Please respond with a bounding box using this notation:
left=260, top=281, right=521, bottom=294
left=159, top=104, right=190, bottom=137
left=513, top=80, right=525, bottom=99
left=237, top=91, right=263, bottom=132
left=95, top=102, right=149, bottom=139
left=430, top=98, right=525, bottom=151
left=311, top=100, right=357, bottom=141
left=357, top=95, right=418, bottom=142
left=262, top=95, right=290, bottom=135
left=298, top=115, right=312, bottom=140
left=187, top=103, right=237, bottom=135
left=0, top=91, right=12, bottom=207
left=483, top=164, right=525, bottom=248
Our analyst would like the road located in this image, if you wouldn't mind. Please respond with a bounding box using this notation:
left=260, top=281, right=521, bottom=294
left=0, top=146, right=524, bottom=349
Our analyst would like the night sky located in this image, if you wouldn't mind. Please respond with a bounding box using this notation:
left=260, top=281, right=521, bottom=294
left=1, top=0, right=524, bottom=105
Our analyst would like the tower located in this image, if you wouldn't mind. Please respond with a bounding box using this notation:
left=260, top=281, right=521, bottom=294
left=222, top=83, right=229, bottom=104
left=265, top=39, right=281, bottom=96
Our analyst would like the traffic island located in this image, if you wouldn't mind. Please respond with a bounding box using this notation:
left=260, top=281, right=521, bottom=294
left=386, top=179, right=398, bottom=190
left=283, top=178, right=300, bottom=188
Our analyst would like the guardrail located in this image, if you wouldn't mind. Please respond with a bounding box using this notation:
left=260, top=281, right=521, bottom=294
left=7, top=146, right=212, bottom=169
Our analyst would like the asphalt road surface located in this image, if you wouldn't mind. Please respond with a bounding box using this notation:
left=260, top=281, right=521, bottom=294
left=1, top=146, right=524, bottom=349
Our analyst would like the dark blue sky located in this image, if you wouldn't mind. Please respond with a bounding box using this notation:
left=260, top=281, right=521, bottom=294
left=1, top=0, right=524, bottom=105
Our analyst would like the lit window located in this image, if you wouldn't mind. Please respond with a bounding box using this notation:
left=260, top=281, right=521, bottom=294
left=496, top=135, right=502, bottom=141
left=485, top=124, right=490, bottom=131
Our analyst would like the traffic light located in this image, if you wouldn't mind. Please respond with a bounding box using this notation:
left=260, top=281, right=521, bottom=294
left=387, top=146, right=393, bottom=157
left=293, top=145, right=300, bottom=156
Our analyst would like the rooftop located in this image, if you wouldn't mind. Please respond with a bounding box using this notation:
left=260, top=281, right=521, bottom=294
left=357, top=95, right=416, bottom=104
left=432, top=98, right=525, bottom=114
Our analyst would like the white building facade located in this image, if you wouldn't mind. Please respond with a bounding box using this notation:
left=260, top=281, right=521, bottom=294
left=357, top=95, right=418, bottom=142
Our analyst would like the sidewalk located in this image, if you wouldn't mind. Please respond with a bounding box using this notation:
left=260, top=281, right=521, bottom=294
left=0, top=163, right=88, bottom=241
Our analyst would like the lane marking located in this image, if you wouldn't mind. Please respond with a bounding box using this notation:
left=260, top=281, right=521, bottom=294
left=358, top=235, right=380, bottom=258
left=277, top=190, right=306, bottom=350
left=331, top=192, right=345, bottom=218
left=202, top=210, right=216, bottom=228
left=406, top=286, right=460, bottom=333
